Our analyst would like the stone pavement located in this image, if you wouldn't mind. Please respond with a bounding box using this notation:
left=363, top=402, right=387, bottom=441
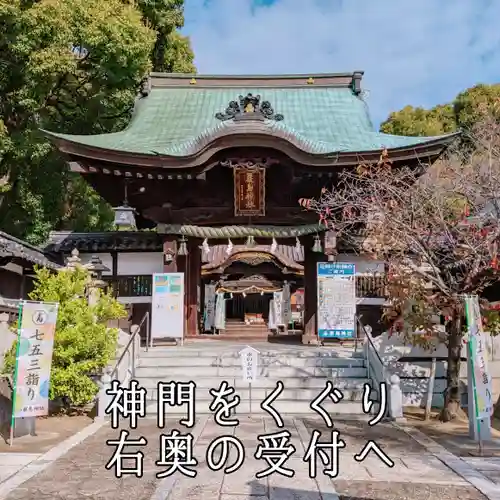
left=0, top=455, right=41, bottom=485
left=0, top=416, right=496, bottom=500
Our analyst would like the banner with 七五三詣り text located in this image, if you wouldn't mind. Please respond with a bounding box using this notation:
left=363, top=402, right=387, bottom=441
left=12, top=301, right=59, bottom=418
left=464, top=295, right=493, bottom=420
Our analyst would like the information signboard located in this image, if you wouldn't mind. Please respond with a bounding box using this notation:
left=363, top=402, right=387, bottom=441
left=151, top=273, right=184, bottom=339
left=317, top=262, right=356, bottom=339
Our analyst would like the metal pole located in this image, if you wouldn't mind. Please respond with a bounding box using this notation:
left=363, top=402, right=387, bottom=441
left=131, top=336, right=136, bottom=379
left=479, top=422, right=484, bottom=456
left=149, top=311, right=153, bottom=349
left=9, top=420, right=14, bottom=447
left=249, top=383, right=252, bottom=417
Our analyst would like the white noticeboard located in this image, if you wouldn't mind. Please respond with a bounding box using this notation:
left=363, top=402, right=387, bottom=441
left=240, top=346, right=259, bottom=383
left=151, top=273, right=184, bottom=339
left=317, top=262, right=356, bottom=339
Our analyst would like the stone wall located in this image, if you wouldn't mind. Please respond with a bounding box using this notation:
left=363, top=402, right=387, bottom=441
left=373, top=330, right=500, bottom=408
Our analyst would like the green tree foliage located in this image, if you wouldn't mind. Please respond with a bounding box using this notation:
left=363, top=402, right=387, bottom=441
left=0, top=0, right=194, bottom=245
left=134, top=0, right=196, bottom=72
left=3, top=266, right=126, bottom=407
left=380, top=84, right=500, bottom=137
left=454, top=84, right=500, bottom=131
left=380, top=104, right=457, bottom=136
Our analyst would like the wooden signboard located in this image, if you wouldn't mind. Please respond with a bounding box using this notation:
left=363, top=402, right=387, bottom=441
left=234, top=166, right=265, bottom=216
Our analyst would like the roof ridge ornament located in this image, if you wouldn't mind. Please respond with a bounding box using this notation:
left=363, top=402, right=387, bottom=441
left=215, top=93, right=284, bottom=122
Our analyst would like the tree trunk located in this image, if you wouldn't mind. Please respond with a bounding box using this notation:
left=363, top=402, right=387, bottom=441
left=440, top=311, right=463, bottom=422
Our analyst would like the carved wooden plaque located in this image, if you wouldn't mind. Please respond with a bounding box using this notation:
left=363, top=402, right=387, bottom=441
left=233, top=166, right=266, bottom=216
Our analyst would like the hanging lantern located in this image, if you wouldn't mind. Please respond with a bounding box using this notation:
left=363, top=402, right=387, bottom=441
left=312, top=234, right=323, bottom=253
left=242, top=292, right=247, bottom=298
left=270, top=237, right=278, bottom=253
left=112, top=204, right=136, bottom=229
left=225, top=238, right=233, bottom=256
left=246, top=235, right=256, bottom=247
left=230, top=292, right=234, bottom=299
left=260, top=291, right=264, bottom=296
left=178, top=236, right=189, bottom=256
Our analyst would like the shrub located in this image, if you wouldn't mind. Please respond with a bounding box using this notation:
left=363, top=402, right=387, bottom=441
left=3, top=266, right=126, bottom=407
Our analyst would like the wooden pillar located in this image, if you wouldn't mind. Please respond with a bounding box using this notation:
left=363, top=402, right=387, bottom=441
left=186, top=239, right=201, bottom=337
left=110, top=250, right=118, bottom=298
left=302, top=235, right=326, bottom=345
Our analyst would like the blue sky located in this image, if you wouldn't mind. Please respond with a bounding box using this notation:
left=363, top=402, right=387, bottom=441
left=182, top=0, right=500, bottom=126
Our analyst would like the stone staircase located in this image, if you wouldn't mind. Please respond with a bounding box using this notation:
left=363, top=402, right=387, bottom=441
left=135, top=342, right=370, bottom=416
left=216, top=319, right=270, bottom=340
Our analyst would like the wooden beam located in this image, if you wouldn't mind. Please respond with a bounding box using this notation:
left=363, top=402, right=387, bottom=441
left=143, top=206, right=315, bottom=225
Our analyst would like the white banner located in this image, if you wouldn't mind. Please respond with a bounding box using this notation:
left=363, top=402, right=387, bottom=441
left=151, top=273, right=184, bottom=339
left=282, top=283, right=291, bottom=325
left=204, top=284, right=216, bottom=331
left=268, top=299, right=276, bottom=330
left=214, top=293, right=226, bottom=330
left=465, top=295, right=493, bottom=418
left=13, top=301, right=59, bottom=418
left=273, top=291, right=283, bottom=326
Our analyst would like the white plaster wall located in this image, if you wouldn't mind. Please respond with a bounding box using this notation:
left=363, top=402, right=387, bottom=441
left=336, top=254, right=385, bottom=274
left=76, top=251, right=163, bottom=276
left=117, top=253, right=163, bottom=275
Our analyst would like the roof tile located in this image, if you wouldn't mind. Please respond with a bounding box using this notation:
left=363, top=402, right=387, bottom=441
left=45, top=87, right=455, bottom=156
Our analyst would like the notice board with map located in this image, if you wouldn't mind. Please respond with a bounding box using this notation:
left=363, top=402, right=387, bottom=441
left=151, top=273, right=184, bottom=339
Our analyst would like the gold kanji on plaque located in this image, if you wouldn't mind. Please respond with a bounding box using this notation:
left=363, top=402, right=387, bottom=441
left=233, top=166, right=265, bottom=216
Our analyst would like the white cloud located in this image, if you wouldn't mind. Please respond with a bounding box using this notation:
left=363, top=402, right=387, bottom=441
left=182, top=0, right=500, bottom=125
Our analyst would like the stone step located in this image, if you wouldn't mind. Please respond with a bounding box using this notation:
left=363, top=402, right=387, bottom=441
left=134, top=376, right=370, bottom=391
left=145, top=399, right=365, bottom=415
left=143, top=386, right=365, bottom=402
left=140, top=348, right=361, bottom=358
left=137, top=356, right=365, bottom=368
left=135, top=365, right=368, bottom=378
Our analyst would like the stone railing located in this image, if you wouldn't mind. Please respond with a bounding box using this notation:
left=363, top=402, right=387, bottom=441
left=357, top=318, right=405, bottom=421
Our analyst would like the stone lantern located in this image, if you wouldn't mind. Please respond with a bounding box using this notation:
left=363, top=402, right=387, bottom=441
left=84, top=255, right=110, bottom=306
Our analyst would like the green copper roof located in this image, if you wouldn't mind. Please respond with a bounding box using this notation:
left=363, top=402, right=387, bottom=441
left=44, top=86, right=456, bottom=156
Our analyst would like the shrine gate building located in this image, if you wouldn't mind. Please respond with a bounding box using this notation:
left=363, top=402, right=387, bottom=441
left=42, top=72, right=457, bottom=344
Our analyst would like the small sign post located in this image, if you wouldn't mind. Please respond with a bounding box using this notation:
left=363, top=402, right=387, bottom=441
left=239, top=346, right=259, bottom=416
